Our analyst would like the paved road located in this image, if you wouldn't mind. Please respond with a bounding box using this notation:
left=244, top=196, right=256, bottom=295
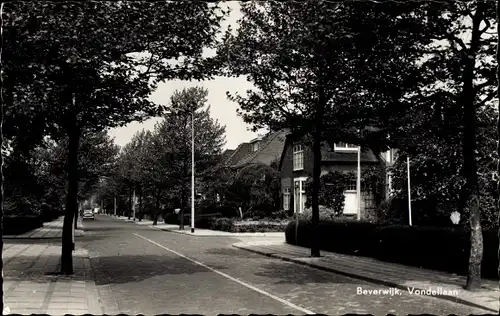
left=80, top=215, right=487, bottom=315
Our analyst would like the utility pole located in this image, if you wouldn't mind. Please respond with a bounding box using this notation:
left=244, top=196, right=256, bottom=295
left=407, top=156, right=413, bottom=226
left=357, top=146, right=361, bottom=221
left=191, top=110, right=195, bottom=234
left=114, top=196, right=117, bottom=216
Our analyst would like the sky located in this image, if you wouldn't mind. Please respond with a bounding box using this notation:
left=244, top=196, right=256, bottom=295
left=108, top=2, right=258, bottom=151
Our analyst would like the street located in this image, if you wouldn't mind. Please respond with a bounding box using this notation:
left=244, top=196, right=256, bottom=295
left=79, top=215, right=488, bottom=315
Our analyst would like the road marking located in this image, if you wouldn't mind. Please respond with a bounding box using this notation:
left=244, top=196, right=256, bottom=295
left=133, top=233, right=315, bottom=315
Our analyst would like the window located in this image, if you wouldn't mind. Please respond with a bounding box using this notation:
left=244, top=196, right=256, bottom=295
left=293, top=145, right=304, bottom=170
left=345, top=179, right=357, bottom=191
left=334, top=142, right=358, bottom=152
left=283, top=187, right=290, bottom=211
left=251, top=142, right=260, bottom=152
left=384, top=148, right=397, bottom=164
left=294, top=178, right=307, bottom=213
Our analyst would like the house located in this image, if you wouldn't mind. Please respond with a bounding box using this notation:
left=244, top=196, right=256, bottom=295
left=279, top=135, right=396, bottom=218
left=223, top=130, right=288, bottom=169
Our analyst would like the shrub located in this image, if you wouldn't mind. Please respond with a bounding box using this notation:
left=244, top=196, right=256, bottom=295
left=210, top=218, right=234, bottom=232
left=304, top=171, right=349, bottom=215
left=299, top=207, right=335, bottom=221
left=209, top=217, right=289, bottom=232
left=286, top=219, right=499, bottom=278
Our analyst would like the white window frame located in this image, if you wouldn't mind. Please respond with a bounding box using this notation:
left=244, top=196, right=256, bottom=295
left=334, top=142, right=358, bottom=152
left=283, top=187, right=291, bottom=211
left=345, top=178, right=357, bottom=192
left=293, top=144, right=304, bottom=171
left=293, top=177, right=308, bottom=213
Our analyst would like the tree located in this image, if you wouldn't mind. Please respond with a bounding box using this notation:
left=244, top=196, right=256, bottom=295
left=496, top=2, right=500, bottom=308
left=381, top=1, right=497, bottom=290
left=219, top=1, right=428, bottom=257
left=4, top=2, right=226, bottom=274
left=224, top=163, right=281, bottom=219
left=152, top=87, right=226, bottom=229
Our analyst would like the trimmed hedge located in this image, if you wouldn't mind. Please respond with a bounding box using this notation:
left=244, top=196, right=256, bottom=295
left=285, top=220, right=499, bottom=279
left=211, top=218, right=289, bottom=233
left=164, top=212, right=221, bottom=229
left=3, top=215, right=44, bottom=235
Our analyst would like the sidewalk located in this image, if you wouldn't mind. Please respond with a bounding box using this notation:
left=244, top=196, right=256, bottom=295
left=3, top=217, right=102, bottom=315
left=113, top=215, right=285, bottom=238
left=4, top=216, right=85, bottom=239
left=233, top=240, right=499, bottom=313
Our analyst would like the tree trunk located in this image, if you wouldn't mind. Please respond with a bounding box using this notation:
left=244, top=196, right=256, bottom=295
left=61, top=124, right=80, bottom=275
left=74, top=201, right=79, bottom=230
left=0, top=51, right=5, bottom=312
left=310, top=85, right=325, bottom=258
left=311, top=135, right=322, bottom=257
left=462, top=3, right=485, bottom=291
left=496, top=0, right=500, bottom=308
left=138, top=186, right=143, bottom=221
left=128, top=188, right=132, bottom=219
left=180, top=188, right=185, bottom=230
left=153, top=189, right=160, bottom=226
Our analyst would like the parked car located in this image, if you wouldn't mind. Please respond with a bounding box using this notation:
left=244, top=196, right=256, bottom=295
left=93, top=207, right=100, bottom=214
left=82, top=209, right=95, bottom=220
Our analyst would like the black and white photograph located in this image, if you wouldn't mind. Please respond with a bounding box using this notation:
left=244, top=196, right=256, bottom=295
left=1, top=0, right=500, bottom=315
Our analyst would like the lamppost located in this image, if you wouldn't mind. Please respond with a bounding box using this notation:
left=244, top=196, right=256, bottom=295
left=190, top=109, right=195, bottom=234
left=170, top=107, right=196, bottom=233
left=407, top=156, right=412, bottom=226
left=357, top=146, right=361, bottom=221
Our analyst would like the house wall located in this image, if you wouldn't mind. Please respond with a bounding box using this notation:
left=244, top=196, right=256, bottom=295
left=280, top=140, right=381, bottom=219
left=281, top=177, right=293, bottom=216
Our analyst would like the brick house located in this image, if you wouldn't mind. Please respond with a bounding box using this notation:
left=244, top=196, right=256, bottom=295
left=278, top=135, right=396, bottom=218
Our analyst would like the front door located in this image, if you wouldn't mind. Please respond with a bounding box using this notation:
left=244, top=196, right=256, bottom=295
left=294, top=180, right=301, bottom=213
left=343, top=191, right=357, bottom=215
left=343, top=178, right=358, bottom=215
left=294, top=178, right=307, bottom=213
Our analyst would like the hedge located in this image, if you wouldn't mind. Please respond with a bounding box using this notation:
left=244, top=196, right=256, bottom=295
left=3, top=215, right=44, bottom=235
left=165, top=213, right=288, bottom=233
left=285, top=220, right=499, bottom=279
left=164, top=212, right=221, bottom=229
left=211, top=218, right=289, bottom=233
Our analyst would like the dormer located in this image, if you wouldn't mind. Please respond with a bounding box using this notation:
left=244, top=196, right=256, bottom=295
left=334, top=142, right=358, bottom=152
left=383, top=148, right=398, bottom=165
left=249, top=137, right=262, bottom=152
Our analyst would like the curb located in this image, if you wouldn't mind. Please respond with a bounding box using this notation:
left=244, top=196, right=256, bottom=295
left=116, top=215, right=285, bottom=238
left=233, top=244, right=497, bottom=314
left=153, top=226, right=283, bottom=238
left=4, top=231, right=85, bottom=240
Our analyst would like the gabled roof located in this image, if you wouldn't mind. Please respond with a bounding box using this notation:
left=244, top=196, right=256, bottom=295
left=278, top=134, right=380, bottom=170
left=232, top=130, right=288, bottom=168
left=221, top=149, right=235, bottom=164
left=225, top=142, right=250, bottom=166
left=322, top=145, right=379, bottom=163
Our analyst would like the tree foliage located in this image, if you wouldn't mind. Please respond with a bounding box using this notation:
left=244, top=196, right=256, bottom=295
left=99, top=87, right=226, bottom=226
left=224, top=163, right=281, bottom=219
left=3, top=2, right=226, bottom=274
left=218, top=1, right=430, bottom=257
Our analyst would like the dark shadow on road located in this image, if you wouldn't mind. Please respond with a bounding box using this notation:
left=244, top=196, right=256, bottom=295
left=91, top=255, right=230, bottom=286
left=203, top=247, right=256, bottom=258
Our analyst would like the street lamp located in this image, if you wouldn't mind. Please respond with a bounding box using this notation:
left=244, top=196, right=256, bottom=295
left=169, top=107, right=196, bottom=233
left=407, top=156, right=412, bottom=226
left=190, top=109, right=195, bottom=234
left=357, top=146, right=361, bottom=221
